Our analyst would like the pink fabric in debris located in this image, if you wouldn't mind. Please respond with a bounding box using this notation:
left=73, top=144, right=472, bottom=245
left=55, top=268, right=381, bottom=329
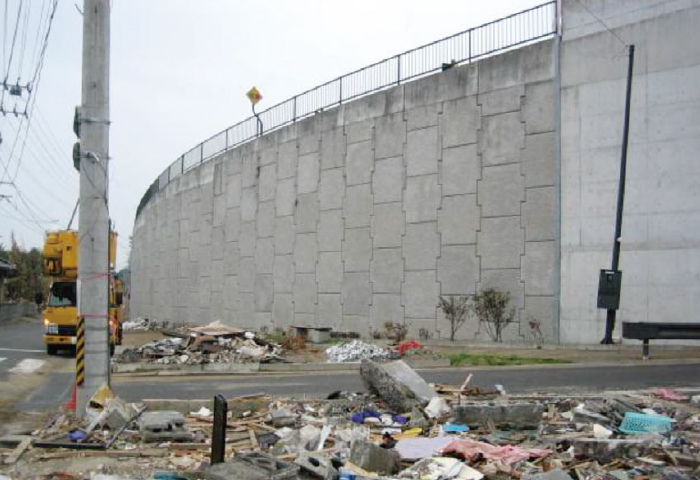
left=651, top=388, right=689, bottom=401
left=440, top=439, right=552, bottom=466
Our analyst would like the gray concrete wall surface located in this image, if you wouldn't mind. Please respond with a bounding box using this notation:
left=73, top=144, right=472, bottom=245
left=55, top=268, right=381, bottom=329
left=559, top=0, right=700, bottom=343
left=0, top=302, right=37, bottom=322
left=131, top=39, right=559, bottom=342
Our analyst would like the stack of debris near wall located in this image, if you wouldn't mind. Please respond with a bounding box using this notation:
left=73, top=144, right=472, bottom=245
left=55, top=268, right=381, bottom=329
left=2, top=361, right=699, bottom=480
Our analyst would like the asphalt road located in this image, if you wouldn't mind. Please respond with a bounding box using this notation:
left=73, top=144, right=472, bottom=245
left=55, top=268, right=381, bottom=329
left=0, top=317, right=48, bottom=379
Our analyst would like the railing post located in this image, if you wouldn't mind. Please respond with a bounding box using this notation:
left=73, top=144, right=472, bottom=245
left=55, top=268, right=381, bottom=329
left=200, top=142, right=204, bottom=164
left=396, top=55, right=401, bottom=84
left=225, top=129, right=229, bottom=150
left=469, top=29, right=472, bottom=63
left=293, top=96, right=297, bottom=122
left=339, top=77, right=343, bottom=105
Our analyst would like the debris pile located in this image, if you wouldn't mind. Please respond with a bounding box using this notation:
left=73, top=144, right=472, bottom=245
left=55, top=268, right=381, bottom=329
left=115, top=321, right=284, bottom=365
left=325, top=340, right=396, bottom=363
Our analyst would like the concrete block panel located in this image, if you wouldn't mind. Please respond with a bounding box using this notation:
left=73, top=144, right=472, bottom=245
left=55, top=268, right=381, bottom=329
left=199, top=277, right=211, bottom=308
left=375, top=113, right=406, bottom=159
left=317, top=294, right=342, bottom=327
left=441, top=96, right=479, bottom=148
left=346, top=119, right=374, bottom=145
left=439, top=194, right=479, bottom=245
left=522, top=241, right=555, bottom=296
left=276, top=178, right=296, bottom=217
left=295, top=193, right=319, bottom=233
left=406, top=127, right=439, bottom=177
left=479, top=85, right=524, bottom=116
left=405, top=75, right=439, bottom=110
left=438, top=245, right=479, bottom=295
left=344, top=184, right=373, bottom=228
left=479, top=268, right=525, bottom=315
left=273, top=255, right=294, bottom=293
left=479, top=112, right=525, bottom=166
left=211, top=226, right=225, bottom=261
left=347, top=140, right=374, bottom=186
left=404, top=175, right=441, bottom=223
left=340, top=315, right=370, bottom=334
left=211, top=260, right=225, bottom=292
left=321, top=128, right=346, bottom=170
left=241, top=152, right=258, bottom=189
left=371, top=294, right=404, bottom=331
left=256, top=313, right=272, bottom=332
left=319, top=168, right=345, bottom=211
left=522, top=132, right=555, bottom=188
left=479, top=41, right=553, bottom=92
left=241, top=187, right=258, bottom=222
left=294, top=313, right=315, bottom=327
left=408, top=105, right=440, bottom=131
left=342, top=272, right=371, bottom=316
left=274, top=216, right=295, bottom=255
left=403, top=222, right=440, bottom=271
left=442, top=145, right=479, bottom=196
left=522, top=187, right=555, bottom=241
left=273, top=293, right=294, bottom=329
left=294, top=273, right=318, bottom=314
left=298, top=152, right=320, bottom=194
left=239, top=257, right=255, bottom=293
left=257, top=201, right=275, bottom=238
left=239, top=222, right=256, bottom=258
left=371, top=248, right=404, bottom=294
left=317, top=251, right=343, bottom=293
left=372, top=156, right=404, bottom=204
left=343, top=227, right=372, bottom=272
left=238, top=293, right=255, bottom=327
left=294, top=233, right=318, bottom=273
left=224, top=242, right=240, bottom=276
left=259, top=164, right=277, bottom=202
left=255, top=237, right=275, bottom=274
left=224, top=148, right=242, bottom=176
left=478, top=217, right=525, bottom=269
left=278, top=140, right=298, bottom=180
left=254, top=274, right=274, bottom=312
left=213, top=195, right=226, bottom=227
left=259, top=145, right=277, bottom=167
left=318, top=210, right=344, bottom=252
left=298, top=130, right=320, bottom=155
left=523, top=295, right=556, bottom=342
left=372, top=202, right=405, bottom=248
left=479, top=164, right=525, bottom=217
left=223, top=275, right=239, bottom=309
left=403, top=271, right=439, bottom=319
left=522, top=81, right=555, bottom=134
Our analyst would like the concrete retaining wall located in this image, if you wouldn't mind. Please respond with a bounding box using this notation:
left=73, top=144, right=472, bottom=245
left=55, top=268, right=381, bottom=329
left=0, top=302, right=37, bottom=322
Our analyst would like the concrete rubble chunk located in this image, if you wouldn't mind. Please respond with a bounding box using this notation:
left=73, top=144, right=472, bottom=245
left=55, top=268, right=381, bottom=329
left=294, top=451, right=338, bottom=480
left=360, top=359, right=437, bottom=412
left=203, top=453, right=300, bottom=480
left=138, top=410, right=195, bottom=443
left=568, top=438, right=654, bottom=464
left=350, top=440, right=397, bottom=475
left=451, top=401, right=544, bottom=429
left=523, top=468, right=574, bottom=480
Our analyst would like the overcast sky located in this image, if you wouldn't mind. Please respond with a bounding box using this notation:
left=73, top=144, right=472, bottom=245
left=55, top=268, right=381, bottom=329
left=0, top=0, right=544, bottom=269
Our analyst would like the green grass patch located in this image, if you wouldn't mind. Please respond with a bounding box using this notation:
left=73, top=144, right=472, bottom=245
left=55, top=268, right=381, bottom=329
left=448, top=353, right=572, bottom=367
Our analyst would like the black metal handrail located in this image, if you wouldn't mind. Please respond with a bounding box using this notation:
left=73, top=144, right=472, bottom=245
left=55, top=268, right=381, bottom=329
left=136, top=1, right=556, bottom=218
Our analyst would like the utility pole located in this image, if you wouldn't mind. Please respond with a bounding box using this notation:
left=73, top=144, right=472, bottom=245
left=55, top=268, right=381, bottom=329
left=77, top=0, right=110, bottom=414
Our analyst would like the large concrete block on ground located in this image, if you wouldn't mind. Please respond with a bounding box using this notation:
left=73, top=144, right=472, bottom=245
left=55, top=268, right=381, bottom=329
left=478, top=217, right=525, bottom=269
left=479, top=85, right=524, bottom=116
left=360, top=359, right=437, bottom=412
left=403, top=222, right=440, bottom=271
left=317, top=251, right=342, bottom=293
left=439, top=194, right=479, bottom=245
left=274, top=216, right=295, bottom=255
left=278, top=140, right=298, bottom=180
left=257, top=201, right=275, bottom=238
left=442, top=144, right=479, bottom=196
left=349, top=440, right=396, bottom=476
left=298, top=152, right=320, bottom=194
left=372, top=156, right=404, bottom=204
left=321, top=128, right=346, bottom=170
left=344, top=184, right=373, bottom=228
left=319, top=168, right=345, bottom=211
left=343, top=227, right=371, bottom=272
left=295, top=194, right=319, bottom=233
left=371, top=248, right=404, bottom=293
left=254, top=275, right=273, bottom=312
left=522, top=187, right=555, bottom=241
left=522, top=241, right=555, bottom=296
left=403, top=271, right=439, bottom=319
left=347, top=140, right=374, bottom=185
left=273, top=255, right=294, bottom=293
left=406, top=126, right=439, bottom=177
left=407, top=104, right=439, bottom=131
left=273, top=293, right=294, bottom=328
left=294, top=233, right=318, bottom=273
left=371, top=294, right=404, bottom=330
left=479, top=164, right=525, bottom=217
left=441, top=96, right=479, bottom=148
left=522, top=81, right=555, bottom=134
left=317, top=293, right=342, bottom=327
left=239, top=222, right=256, bottom=258
left=255, top=237, right=275, bottom=274
left=372, top=202, right=405, bottom=248
left=276, top=178, right=296, bottom=217
left=452, top=402, right=544, bottom=428
left=259, top=164, right=277, bottom=202
left=404, top=175, right=441, bottom=223
left=479, top=112, right=525, bottom=166
left=294, top=273, right=318, bottom=314
left=438, top=245, right=479, bottom=295
left=318, top=210, right=343, bottom=252
left=375, top=113, right=406, bottom=159
left=342, top=272, right=371, bottom=315
left=522, top=132, right=555, bottom=188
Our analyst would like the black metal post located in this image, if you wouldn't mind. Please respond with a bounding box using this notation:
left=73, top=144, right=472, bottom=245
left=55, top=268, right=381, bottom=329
left=211, top=394, right=227, bottom=464
left=252, top=104, right=263, bottom=137
left=601, top=44, right=634, bottom=344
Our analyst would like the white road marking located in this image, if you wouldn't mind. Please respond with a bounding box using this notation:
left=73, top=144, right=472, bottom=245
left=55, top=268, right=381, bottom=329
left=0, top=347, right=45, bottom=353
left=0, top=358, right=6, bottom=363
left=9, top=359, right=46, bottom=374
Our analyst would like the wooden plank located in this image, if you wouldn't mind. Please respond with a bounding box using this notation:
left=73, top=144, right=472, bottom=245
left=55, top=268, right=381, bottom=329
left=4, top=438, right=31, bottom=465
left=248, top=429, right=259, bottom=451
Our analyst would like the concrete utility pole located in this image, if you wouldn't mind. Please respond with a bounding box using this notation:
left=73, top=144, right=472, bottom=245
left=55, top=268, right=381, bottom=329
left=77, top=0, right=110, bottom=414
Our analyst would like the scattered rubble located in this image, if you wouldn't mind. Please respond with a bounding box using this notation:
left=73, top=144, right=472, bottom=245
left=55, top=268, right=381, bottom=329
left=325, top=340, right=395, bottom=363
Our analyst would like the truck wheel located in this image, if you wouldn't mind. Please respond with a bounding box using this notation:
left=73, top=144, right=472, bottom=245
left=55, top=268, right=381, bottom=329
left=46, top=345, right=57, bottom=355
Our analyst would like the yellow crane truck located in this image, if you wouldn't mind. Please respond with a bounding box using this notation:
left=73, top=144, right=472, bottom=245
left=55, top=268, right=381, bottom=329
left=42, top=229, right=123, bottom=355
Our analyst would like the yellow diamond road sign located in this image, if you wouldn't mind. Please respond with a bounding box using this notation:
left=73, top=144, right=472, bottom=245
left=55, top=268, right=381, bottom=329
left=246, top=86, right=262, bottom=105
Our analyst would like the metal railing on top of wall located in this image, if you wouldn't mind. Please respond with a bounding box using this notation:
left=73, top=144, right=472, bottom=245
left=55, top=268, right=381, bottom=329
left=136, top=1, right=557, bottom=219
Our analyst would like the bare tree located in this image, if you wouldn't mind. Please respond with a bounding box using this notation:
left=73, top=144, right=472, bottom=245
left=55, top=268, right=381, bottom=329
left=472, top=289, right=515, bottom=342
left=438, top=295, right=470, bottom=341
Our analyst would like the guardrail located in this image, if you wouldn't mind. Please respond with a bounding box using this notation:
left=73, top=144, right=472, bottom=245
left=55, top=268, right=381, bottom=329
left=136, top=1, right=557, bottom=219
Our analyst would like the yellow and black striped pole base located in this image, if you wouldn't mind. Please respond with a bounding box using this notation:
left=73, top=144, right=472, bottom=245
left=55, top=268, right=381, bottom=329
left=76, top=317, right=85, bottom=386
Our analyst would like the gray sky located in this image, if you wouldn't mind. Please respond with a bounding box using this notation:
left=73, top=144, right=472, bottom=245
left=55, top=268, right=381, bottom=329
left=0, top=0, right=544, bottom=269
